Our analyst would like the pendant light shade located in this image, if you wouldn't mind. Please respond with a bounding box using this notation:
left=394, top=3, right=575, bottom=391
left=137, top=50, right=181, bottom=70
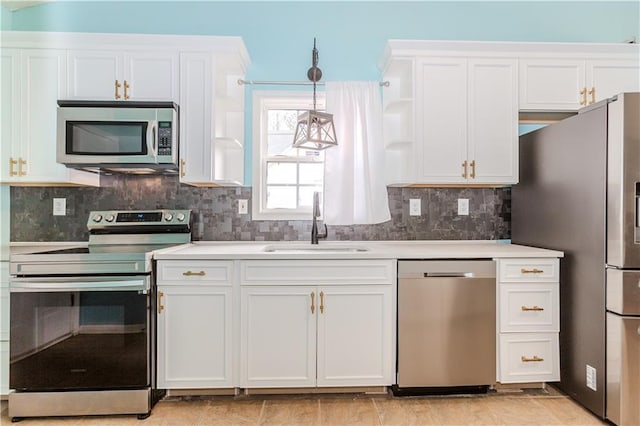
left=293, top=110, right=337, bottom=150
left=292, top=39, right=338, bottom=151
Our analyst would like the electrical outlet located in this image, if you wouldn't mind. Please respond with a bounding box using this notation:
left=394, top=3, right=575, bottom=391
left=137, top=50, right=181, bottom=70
left=238, top=199, right=248, bottom=215
left=53, top=198, right=66, bottom=216
left=458, top=198, right=469, bottom=216
left=586, top=365, right=597, bottom=391
left=409, top=199, right=421, bottom=216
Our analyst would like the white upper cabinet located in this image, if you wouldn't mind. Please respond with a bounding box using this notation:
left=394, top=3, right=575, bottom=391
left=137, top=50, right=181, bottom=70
left=382, top=41, right=519, bottom=186
left=381, top=40, right=639, bottom=185
left=178, top=51, right=247, bottom=185
left=519, top=58, right=586, bottom=111
left=467, top=58, right=518, bottom=184
left=67, top=50, right=178, bottom=101
left=1, top=31, right=249, bottom=187
left=586, top=59, right=640, bottom=103
left=416, top=57, right=468, bottom=184
left=519, top=44, right=639, bottom=111
left=0, top=48, right=98, bottom=186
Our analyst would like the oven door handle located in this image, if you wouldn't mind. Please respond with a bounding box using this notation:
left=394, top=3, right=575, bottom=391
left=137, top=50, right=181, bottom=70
left=10, top=278, right=149, bottom=293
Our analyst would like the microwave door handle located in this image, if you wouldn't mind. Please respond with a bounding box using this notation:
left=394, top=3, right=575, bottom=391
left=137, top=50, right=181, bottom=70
left=147, top=121, right=158, bottom=159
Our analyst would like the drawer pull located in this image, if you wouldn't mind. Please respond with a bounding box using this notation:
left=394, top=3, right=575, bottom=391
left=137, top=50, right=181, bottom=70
left=182, top=270, right=206, bottom=276
left=521, top=355, right=544, bottom=363
left=521, top=305, right=544, bottom=312
left=521, top=268, right=544, bottom=274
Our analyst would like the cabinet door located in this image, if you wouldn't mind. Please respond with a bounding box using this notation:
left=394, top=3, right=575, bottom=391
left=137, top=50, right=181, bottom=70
left=67, top=50, right=122, bottom=100
left=1, top=49, right=21, bottom=183
left=19, top=49, right=72, bottom=183
left=179, top=52, right=214, bottom=184
left=467, top=58, right=518, bottom=184
left=416, top=57, right=467, bottom=183
left=519, top=58, right=586, bottom=111
left=241, top=286, right=316, bottom=387
left=157, top=286, right=233, bottom=388
left=587, top=59, right=640, bottom=103
left=316, top=285, right=394, bottom=387
left=124, top=52, right=178, bottom=101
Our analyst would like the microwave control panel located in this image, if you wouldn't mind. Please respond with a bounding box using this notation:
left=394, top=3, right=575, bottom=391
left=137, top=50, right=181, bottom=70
left=158, top=121, right=173, bottom=156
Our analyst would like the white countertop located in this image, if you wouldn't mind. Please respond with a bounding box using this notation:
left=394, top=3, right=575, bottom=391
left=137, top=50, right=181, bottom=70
left=153, top=240, right=564, bottom=260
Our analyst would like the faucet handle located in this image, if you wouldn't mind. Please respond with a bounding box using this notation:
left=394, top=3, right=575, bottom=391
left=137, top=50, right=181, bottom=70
left=319, top=223, right=328, bottom=239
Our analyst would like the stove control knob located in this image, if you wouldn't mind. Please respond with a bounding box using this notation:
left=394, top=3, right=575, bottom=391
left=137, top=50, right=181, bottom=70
left=176, top=213, right=186, bottom=222
left=164, top=213, right=174, bottom=222
left=105, top=214, right=115, bottom=222
left=92, top=214, right=103, bottom=222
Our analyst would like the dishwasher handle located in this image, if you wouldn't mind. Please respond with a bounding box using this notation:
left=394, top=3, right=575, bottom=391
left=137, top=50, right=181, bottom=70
left=423, top=272, right=474, bottom=278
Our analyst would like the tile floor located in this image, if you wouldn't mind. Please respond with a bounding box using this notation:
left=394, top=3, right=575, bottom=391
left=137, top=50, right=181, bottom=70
left=0, top=387, right=605, bottom=425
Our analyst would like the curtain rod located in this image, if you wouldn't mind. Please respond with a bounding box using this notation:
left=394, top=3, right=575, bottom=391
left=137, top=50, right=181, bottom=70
left=237, top=79, right=390, bottom=87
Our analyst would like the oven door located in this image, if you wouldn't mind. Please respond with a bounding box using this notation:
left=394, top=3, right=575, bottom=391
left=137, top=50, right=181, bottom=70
left=9, top=276, right=150, bottom=392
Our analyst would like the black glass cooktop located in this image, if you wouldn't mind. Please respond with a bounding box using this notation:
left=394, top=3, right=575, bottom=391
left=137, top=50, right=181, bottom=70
left=28, top=244, right=178, bottom=256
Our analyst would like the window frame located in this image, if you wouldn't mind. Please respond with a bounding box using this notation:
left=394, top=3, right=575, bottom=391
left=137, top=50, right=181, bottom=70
left=252, top=90, right=326, bottom=221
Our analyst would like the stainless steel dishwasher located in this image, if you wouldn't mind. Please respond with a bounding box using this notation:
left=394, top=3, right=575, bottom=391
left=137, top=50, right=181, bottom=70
left=394, top=260, right=496, bottom=395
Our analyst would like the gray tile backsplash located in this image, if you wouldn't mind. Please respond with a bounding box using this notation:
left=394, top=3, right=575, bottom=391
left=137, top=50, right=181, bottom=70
left=10, top=175, right=510, bottom=242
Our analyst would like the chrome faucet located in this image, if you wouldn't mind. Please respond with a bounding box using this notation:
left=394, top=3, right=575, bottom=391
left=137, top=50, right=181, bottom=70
left=311, top=192, right=327, bottom=245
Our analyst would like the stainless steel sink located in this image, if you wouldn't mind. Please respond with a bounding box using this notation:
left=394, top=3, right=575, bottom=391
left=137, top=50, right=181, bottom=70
left=263, top=244, right=369, bottom=253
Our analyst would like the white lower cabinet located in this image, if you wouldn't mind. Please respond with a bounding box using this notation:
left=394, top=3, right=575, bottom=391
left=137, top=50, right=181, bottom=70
left=496, top=258, right=560, bottom=384
left=156, top=261, right=234, bottom=389
left=241, top=286, right=316, bottom=387
left=240, top=260, right=395, bottom=388
left=498, top=333, right=559, bottom=383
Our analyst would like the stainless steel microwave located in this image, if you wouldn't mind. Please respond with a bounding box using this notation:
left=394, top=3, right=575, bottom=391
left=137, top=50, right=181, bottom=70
left=56, top=101, right=179, bottom=174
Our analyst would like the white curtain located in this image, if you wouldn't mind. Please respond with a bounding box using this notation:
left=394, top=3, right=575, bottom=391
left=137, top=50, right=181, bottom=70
left=323, top=81, right=391, bottom=226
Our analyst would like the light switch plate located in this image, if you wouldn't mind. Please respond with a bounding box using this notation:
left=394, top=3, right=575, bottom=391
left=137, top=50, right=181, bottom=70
left=458, top=198, right=469, bottom=216
left=53, top=198, right=66, bottom=216
left=238, top=199, right=248, bottom=215
left=409, top=199, right=421, bottom=216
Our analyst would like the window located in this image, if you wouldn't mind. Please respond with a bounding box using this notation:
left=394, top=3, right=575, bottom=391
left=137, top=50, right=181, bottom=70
left=252, top=91, right=325, bottom=220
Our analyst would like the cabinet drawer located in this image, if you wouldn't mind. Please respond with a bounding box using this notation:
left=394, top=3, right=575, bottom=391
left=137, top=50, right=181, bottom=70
left=499, top=283, right=559, bottom=332
left=157, top=261, right=233, bottom=285
left=498, top=258, right=559, bottom=282
left=240, top=260, right=395, bottom=286
left=498, top=333, right=559, bottom=383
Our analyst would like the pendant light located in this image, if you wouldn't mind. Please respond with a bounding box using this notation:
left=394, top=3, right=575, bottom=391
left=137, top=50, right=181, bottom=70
left=292, top=38, right=338, bottom=151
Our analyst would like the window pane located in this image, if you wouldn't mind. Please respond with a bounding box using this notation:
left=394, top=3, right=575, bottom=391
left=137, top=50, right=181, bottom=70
left=266, top=186, right=297, bottom=209
left=267, top=162, right=297, bottom=184
left=268, top=110, right=297, bottom=132
left=267, top=110, right=297, bottom=157
left=299, top=163, right=323, bottom=185
left=299, top=186, right=322, bottom=209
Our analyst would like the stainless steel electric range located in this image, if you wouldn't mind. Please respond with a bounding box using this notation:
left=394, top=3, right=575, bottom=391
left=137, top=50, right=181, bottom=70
left=8, top=209, right=191, bottom=421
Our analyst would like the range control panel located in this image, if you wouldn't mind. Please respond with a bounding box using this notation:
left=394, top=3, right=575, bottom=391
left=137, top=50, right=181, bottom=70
left=87, top=209, right=191, bottom=228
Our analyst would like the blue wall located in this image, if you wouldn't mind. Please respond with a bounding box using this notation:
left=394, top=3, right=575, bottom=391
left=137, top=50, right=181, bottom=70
left=6, top=1, right=640, bottom=183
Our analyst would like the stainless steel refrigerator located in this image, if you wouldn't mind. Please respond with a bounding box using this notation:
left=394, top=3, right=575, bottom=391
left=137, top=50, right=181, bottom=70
left=512, top=92, right=640, bottom=425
